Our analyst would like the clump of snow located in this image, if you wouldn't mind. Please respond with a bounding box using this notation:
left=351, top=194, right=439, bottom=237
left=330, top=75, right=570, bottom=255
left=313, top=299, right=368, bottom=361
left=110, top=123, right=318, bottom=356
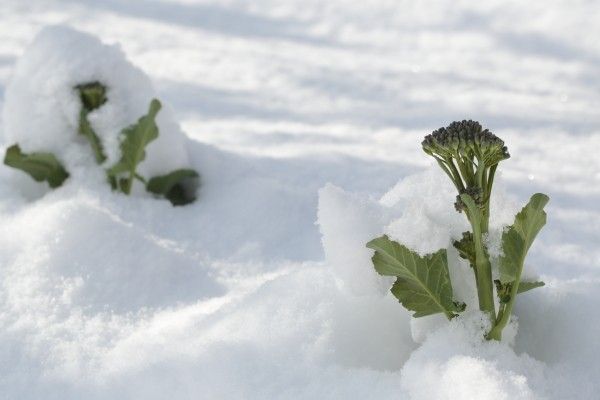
left=401, top=312, right=542, bottom=400
left=317, top=183, right=392, bottom=296
left=2, top=26, right=192, bottom=193
left=380, top=167, right=469, bottom=255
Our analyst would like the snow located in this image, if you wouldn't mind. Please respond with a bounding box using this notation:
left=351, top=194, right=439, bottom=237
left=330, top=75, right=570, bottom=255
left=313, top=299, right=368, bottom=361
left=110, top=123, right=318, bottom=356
left=0, top=1, right=599, bottom=399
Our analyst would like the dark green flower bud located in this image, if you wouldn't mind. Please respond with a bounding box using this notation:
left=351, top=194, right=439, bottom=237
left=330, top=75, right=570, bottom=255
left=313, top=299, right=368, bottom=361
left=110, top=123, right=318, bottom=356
left=76, top=81, right=107, bottom=112
left=494, top=280, right=512, bottom=304
left=454, top=187, right=483, bottom=213
left=453, top=231, right=476, bottom=265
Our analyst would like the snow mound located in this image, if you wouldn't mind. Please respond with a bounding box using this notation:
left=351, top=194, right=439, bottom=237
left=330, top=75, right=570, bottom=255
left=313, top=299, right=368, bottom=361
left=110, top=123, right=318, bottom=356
left=400, top=313, right=542, bottom=400
left=0, top=191, right=224, bottom=313
left=2, top=26, right=192, bottom=192
left=317, top=183, right=392, bottom=296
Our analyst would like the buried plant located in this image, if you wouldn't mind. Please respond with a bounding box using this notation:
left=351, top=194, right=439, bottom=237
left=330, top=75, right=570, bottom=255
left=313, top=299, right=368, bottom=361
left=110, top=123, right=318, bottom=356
left=367, top=120, right=549, bottom=340
left=4, top=82, right=198, bottom=206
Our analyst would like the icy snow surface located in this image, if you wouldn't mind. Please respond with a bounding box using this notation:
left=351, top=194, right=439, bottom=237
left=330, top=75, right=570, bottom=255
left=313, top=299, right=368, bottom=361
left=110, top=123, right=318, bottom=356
left=0, top=1, right=599, bottom=399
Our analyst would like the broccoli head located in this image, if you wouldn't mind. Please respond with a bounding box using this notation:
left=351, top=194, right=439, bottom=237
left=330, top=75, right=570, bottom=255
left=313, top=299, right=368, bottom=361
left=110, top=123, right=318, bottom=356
left=422, top=120, right=508, bottom=224
left=422, top=120, right=509, bottom=168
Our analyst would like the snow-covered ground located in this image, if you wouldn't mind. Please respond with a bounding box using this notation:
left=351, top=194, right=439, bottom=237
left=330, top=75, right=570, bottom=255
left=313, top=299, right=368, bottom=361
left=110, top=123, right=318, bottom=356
left=0, top=1, right=599, bottom=399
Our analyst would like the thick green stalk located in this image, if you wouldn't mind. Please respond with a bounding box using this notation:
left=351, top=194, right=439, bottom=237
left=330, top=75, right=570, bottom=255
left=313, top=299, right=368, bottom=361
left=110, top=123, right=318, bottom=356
left=461, top=194, right=496, bottom=322
left=471, top=215, right=495, bottom=319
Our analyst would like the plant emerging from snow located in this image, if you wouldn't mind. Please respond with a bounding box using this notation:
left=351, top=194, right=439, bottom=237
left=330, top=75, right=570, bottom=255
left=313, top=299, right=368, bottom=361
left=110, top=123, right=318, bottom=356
left=367, top=120, right=549, bottom=340
left=4, top=82, right=198, bottom=206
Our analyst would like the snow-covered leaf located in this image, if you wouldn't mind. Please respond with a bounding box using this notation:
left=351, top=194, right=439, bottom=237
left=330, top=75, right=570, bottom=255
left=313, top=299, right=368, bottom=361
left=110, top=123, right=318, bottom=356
left=367, top=235, right=463, bottom=318
left=3, top=144, right=69, bottom=188
left=147, top=168, right=199, bottom=206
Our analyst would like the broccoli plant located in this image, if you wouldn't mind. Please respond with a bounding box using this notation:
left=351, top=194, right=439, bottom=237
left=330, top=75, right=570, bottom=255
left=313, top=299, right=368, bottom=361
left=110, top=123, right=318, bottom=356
left=367, top=120, right=549, bottom=340
left=3, top=82, right=199, bottom=206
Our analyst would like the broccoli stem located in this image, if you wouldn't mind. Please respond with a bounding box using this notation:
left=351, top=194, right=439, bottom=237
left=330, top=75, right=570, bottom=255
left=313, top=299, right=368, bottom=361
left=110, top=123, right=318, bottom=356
left=466, top=205, right=496, bottom=323
left=486, top=165, right=497, bottom=202
left=446, top=159, right=465, bottom=191
left=434, top=157, right=462, bottom=192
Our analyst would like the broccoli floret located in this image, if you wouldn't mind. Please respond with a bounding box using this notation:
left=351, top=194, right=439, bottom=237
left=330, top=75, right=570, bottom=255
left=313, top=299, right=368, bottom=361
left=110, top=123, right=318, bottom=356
left=422, top=120, right=508, bottom=225
left=422, top=120, right=509, bottom=168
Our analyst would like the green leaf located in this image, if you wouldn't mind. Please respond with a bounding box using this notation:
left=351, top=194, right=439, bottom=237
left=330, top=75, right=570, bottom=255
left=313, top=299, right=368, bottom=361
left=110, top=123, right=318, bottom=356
left=499, top=193, right=549, bottom=283
left=3, top=144, right=69, bottom=188
left=108, top=99, right=161, bottom=194
left=147, top=168, right=199, bottom=206
left=517, top=281, right=545, bottom=294
left=367, top=235, right=463, bottom=319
